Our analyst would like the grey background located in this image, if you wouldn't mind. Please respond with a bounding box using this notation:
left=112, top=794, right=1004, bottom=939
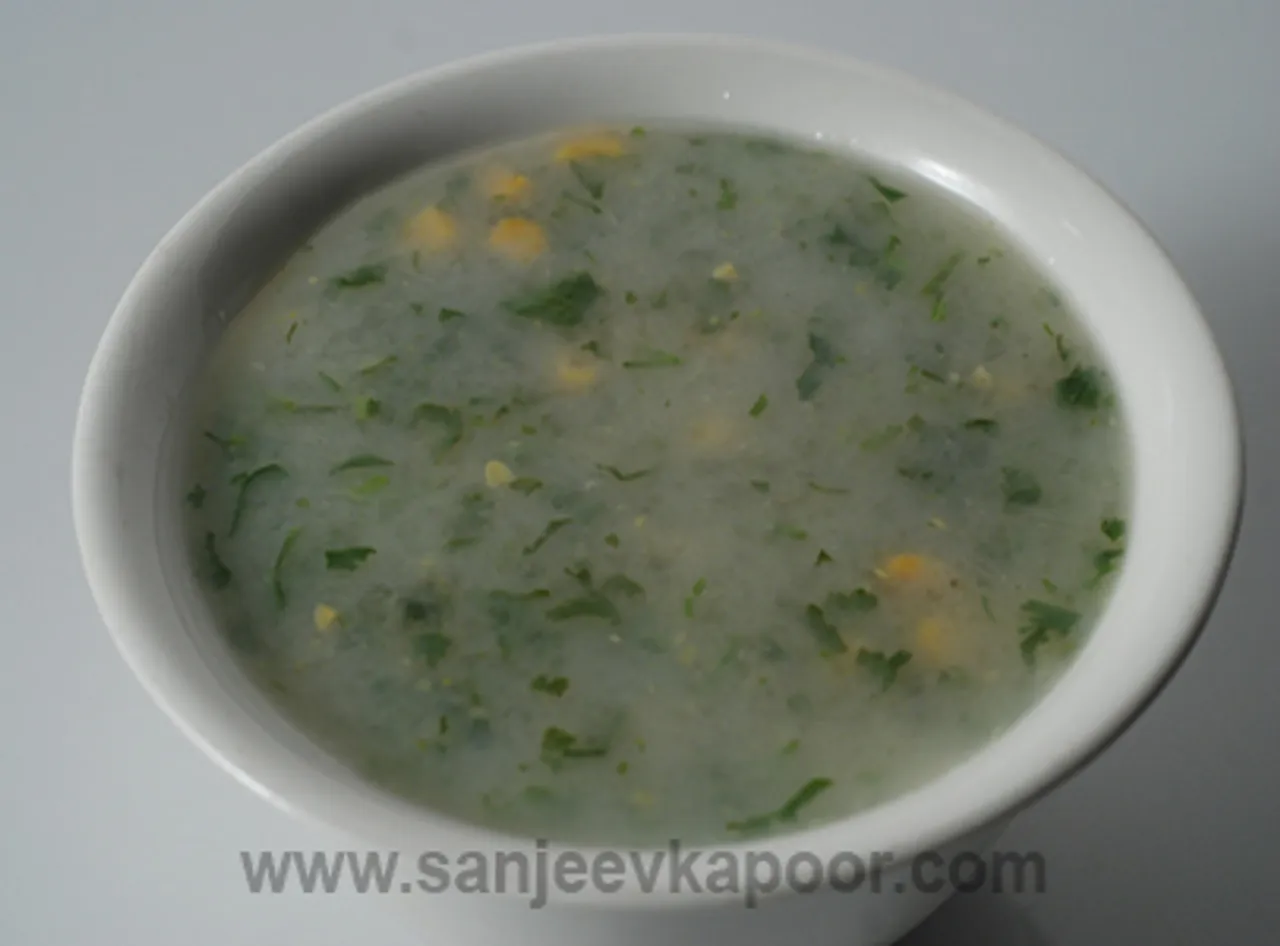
left=1, top=1, right=1276, bottom=943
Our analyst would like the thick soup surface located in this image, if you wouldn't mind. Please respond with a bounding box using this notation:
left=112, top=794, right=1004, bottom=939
left=184, top=127, right=1128, bottom=845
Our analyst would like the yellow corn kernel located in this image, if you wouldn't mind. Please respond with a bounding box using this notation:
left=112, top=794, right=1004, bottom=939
left=404, top=206, right=457, bottom=251
left=881, top=553, right=927, bottom=582
left=489, top=217, right=547, bottom=262
left=915, top=617, right=949, bottom=665
left=482, top=168, right=532, bottom=201
left=484, top=460, right=515, bottom=488
left=554, top=352, right=599, bottom=391
left=555, top=133, right=624, bottom=162
left=313, top=604, right=339, bottom=632
left=711, top=262, right=739, bottom=282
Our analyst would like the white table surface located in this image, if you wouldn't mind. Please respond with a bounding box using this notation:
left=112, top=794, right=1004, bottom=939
left=3, top=2, right=1277, bottom=943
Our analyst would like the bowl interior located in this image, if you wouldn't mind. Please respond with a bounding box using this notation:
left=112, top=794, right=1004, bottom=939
left=72, top=34, right=1241, bottom=902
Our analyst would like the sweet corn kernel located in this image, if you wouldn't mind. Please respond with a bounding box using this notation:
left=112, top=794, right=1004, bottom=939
left=489, top=217, right=547, bottom=262
left=404, top=206, right=457, bottom=251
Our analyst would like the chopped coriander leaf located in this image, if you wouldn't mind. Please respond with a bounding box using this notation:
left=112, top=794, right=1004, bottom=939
left=413, top=631, right=453, bottom=668
left=359, top=355, right=397, bottom=375
left=270, top=396, right=343, bottom=414
left=1042, top=577, right=1059, bottom=593
left=808, top=481, right=850, bottom=495
left=521, top=424, right=538, bottom=436
left=228, top=464, right=287, bottom=535
left=354, top=396, right=381, bottom=420
left=1055, top=365, right=1104, bottom=410
left=203, top=532, right=232, bottom=589
left=270, top=528, right=302, bottom=607
left=964, top=418, right=999, bottom=433
left=414, top=403, right=464, bottom=455
left=203, top=431, right=244, bottom=456
left=331, top=263, right=387, bottom=288
left=749, top=394, right=769, bottom=417
left=1101, top=517, right=1126, bottom=542
left=624, top=291, right=638, bottom=305
left=782, top=739, right=800, bottom=755
left=531, top=675, right=569, bottom=697
left=502, top=272, right=603, bottom=327
left=1087, top=547, right=1125, bottom=587
left=804, top=604, right=847, bottom=656
left=285, top=322, right=298, bottom=343
left=683, top=578, right=707, bottom=618
left=917, top=367, right=946, bottom=384
left=796, top=332, right=838, bottom=401
left=1018, top=599, right=1080, bottom=664
left=1043, top=323, right=1070, bottom=362
left=545, top=594, right=621, bottom=624
left=929, top=297, right=947, bottom=322
left=330, top=453, right=394, bottom=474
left=921, top=252, right=964, bottom=297
left=750, top=479, right=771, bottom=494
left=569, top=161, right=605, bottom=200
left=185, top=484, right=206, bottom=509
left=601, top=574, right=645, bottom=598
left=824, top=225, right=880, bottom=267
left=541, top=726, right=609, bottom=766
left=825, top=588, right=878, bottom=612
left=650, top=289, right=669, bottom=309
left=856, top=648, right=912, bottom=690
left=630, top=126, right=646, bottom=137
left=1001, top=467, right=1043, bottom=507
left=523, top=517, right=572, bottom=556
left=439, top=307, right=467, bottom=322
left=604, top=532, right=620, bottom=548
left=725, top=777, right=833, bottom=833
left=597, top=464, right=653, bottom=482
left=508, top=477, right=543, bottom=495
left=563, top=563, right=593, bottom=587
left=317, top=371, right=342, bottom=392
left=981, top=595, right=996, bottom=621
left=773, top=523, right=808, bottom=541
left=868, top=176, right=907, bottom=203
left=622, top=349, right=682, bottom=369
left=324, top=546, right=377, bottom=571
left=350, top=475, right=390, bottom=496
left=559, top=191, right=602, bottom=215
left=859, top=424, right=903, bottom=451
left=717, top=178, right=738, bottom=210
left=778, top=776, right=834, bottom=820
left=815, top=550, right=834, bottom=566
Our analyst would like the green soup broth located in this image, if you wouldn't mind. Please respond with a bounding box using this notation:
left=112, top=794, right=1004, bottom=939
left=183, top=125, right=1128, bottom=846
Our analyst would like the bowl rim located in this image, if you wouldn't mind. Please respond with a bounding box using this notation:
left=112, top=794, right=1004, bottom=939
left=72, top=31, right=1245, bottom=907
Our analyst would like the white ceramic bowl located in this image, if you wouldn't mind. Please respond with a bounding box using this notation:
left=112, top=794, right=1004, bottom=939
left=72, top=34, right=1242, bottom=946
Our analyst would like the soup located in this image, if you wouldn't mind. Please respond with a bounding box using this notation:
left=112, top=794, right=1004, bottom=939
left=182, top=126, right=1128, bottom=845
